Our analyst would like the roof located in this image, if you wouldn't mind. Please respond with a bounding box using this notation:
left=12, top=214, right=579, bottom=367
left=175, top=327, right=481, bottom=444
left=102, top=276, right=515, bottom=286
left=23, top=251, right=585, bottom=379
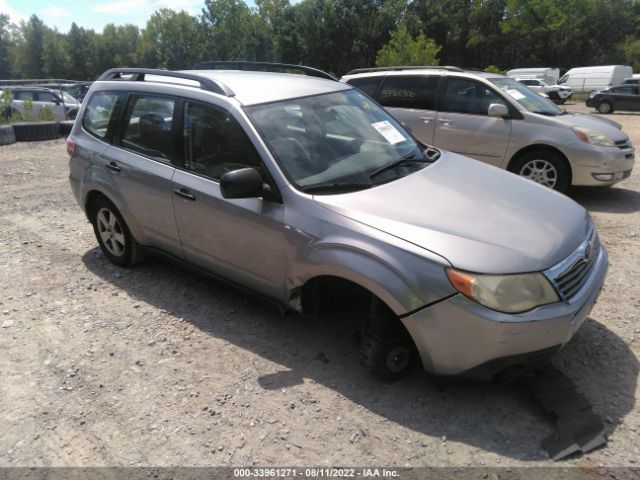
left=96, top=68, right=351, bottom=106
left=178, top=70, right=351, bottom=106
left=341, top=67, right=504, bottom=80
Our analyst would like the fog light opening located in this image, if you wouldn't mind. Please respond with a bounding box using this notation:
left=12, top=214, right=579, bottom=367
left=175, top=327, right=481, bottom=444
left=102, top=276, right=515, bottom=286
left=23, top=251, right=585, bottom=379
left=592, top=173, right=615, bottom=181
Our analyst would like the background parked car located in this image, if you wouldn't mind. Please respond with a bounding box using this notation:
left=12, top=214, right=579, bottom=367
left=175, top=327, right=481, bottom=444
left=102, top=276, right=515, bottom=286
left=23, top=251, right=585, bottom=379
left=516, top=78, right=573, bottom=104
left=342, top=66, right=634, bottom=192
left=2, top=86, right=80, bottom=120
left=586, top=85, right=640, bottom=113
left=34, top=82, right=92, bottom=103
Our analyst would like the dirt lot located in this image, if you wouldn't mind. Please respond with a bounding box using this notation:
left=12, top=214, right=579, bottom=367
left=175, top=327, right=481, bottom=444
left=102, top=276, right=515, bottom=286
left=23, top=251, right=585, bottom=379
left=0, top=102, right=639, bottom=471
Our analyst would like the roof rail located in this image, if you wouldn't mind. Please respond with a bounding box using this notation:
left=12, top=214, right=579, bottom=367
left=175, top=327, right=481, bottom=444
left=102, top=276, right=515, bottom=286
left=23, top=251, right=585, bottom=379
left=192, top=61, right=338, bottom=81
left=344, top=66, right=465, bottom=75
left=97, top=68, right=235, bottom=96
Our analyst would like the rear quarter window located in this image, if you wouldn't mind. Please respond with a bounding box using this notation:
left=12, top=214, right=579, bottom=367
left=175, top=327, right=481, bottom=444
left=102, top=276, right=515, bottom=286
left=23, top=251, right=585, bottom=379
left=377, top=75, right=440, bottom=110
left=82, top=92, right=122, bottom=141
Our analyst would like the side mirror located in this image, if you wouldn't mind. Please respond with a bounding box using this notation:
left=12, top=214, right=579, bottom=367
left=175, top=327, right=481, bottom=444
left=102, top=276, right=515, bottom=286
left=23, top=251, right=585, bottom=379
left=220, top=167, right=264, bottom=199
left=488, top=103, right=509, bottom=118
left=53, top=97, right=61, bottom=105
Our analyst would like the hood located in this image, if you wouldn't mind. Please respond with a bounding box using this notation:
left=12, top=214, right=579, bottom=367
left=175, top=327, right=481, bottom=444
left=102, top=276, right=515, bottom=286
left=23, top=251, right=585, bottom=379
left=314, top=152, right=590, bottom=274
left=554, top=112, right=627, bottom=139
left=572, top=112, right=622, bottom=130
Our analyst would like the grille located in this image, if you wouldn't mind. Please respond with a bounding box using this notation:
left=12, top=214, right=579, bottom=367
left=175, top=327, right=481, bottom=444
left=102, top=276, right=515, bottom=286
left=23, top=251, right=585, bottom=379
left=546, top=228, right=600, bottom=301
left=623, top=169, right=632, bottom=179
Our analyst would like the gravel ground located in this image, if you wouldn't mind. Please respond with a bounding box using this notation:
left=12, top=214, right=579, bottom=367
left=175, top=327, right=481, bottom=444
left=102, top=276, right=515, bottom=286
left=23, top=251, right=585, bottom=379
left=0, top=102, right=638, bottom=471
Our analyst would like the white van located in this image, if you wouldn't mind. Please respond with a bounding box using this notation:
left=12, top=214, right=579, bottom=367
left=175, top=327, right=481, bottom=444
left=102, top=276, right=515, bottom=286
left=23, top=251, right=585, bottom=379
left=507, top=67, right=559, bottom=85
left=558, top=65, right=633, bottom=93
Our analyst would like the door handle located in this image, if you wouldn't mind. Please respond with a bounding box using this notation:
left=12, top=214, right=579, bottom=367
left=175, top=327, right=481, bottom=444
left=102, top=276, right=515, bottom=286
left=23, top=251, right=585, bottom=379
left=438, top=118, right=452, bottom=123
left=419, top=115, right=434, bottom=123
left=173, top=188, right=196, bottom=201
left=105, top=161, right=121, bottom=172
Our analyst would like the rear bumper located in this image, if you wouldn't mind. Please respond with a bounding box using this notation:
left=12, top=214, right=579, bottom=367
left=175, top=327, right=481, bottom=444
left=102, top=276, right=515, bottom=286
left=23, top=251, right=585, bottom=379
left=401, top=246, right=607, bottom=379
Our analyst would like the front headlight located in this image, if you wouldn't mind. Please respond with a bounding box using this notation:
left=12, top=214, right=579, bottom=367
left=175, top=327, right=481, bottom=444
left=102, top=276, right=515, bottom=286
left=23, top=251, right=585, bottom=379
left=573, top=126, right=615, bottom=147
left=446, top=268, right=560, bottom=313
left=588, top=91, right=597, bottom=98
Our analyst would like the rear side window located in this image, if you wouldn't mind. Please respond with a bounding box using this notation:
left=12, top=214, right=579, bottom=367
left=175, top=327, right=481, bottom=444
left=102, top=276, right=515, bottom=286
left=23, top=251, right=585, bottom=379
left=121, top=95, right=177, bottom=163
left=183, top=101, right=262, bottom=180
left=82, top=92, right=121, bottom=141
left=377, top=75, right=440, bottom=110
left=346, top=76, right=383, bottom=97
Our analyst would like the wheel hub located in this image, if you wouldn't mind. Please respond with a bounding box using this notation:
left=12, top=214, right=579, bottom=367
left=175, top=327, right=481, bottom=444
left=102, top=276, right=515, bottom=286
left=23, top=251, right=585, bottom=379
left=520, top=159, right=558, bottom=188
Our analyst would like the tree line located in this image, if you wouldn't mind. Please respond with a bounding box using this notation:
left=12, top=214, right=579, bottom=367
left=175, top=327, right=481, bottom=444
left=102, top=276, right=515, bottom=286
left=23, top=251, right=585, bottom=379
left=1, top=0, right=640, bottom=81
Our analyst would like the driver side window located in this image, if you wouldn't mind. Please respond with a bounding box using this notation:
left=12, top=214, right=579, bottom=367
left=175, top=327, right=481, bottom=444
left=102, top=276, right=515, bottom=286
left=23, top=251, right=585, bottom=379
left=183, top=102, right=262, bottom=181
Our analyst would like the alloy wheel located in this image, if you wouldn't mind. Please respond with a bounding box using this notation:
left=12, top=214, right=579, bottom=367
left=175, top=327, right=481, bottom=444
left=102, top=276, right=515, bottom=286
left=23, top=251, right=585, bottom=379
left=96, top=208, right=126, bottom=257
left=519, top=159, right=558, bottom=188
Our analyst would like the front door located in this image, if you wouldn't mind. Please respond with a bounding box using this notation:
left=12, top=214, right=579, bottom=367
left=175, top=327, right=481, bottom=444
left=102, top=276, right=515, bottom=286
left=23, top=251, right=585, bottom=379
left=171, top=100, right=286, bottom=299
left=434, top=77, right=512, bottom=167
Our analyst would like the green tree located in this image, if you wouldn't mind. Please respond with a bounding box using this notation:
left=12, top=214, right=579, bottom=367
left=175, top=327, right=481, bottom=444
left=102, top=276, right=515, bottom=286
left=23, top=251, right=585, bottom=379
left=376, top=24, right=440, bottom=67
left=42, top=29, right=70, bottom=78
left=66, top=23, right=94, bottom=80
left=201, top=0, right=271, bottom=61
left=139, top=9, right=203, bottom=69
left=20, top=15, right=46, bottom=78
left=0, top=14, right=12, bottom=79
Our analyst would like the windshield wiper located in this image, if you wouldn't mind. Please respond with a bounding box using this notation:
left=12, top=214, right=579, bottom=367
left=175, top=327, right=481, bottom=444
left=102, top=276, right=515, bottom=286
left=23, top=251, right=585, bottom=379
left=368, top=152, right=427, bottom=180
left=302, top=182, right=373, bottom=194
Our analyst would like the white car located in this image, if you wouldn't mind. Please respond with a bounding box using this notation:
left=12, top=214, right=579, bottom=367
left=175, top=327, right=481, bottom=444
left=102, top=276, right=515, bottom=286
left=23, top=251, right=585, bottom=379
left=517, top=78, right=573, bottom=104
left=4, top=86, right=80, bottom=120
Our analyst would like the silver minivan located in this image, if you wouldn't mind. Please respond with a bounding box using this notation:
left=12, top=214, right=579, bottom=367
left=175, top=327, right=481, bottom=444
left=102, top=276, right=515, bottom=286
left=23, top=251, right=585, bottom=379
left=341, top=67, right=635, bottom=192
left=68, top=65, right=608, bottom=381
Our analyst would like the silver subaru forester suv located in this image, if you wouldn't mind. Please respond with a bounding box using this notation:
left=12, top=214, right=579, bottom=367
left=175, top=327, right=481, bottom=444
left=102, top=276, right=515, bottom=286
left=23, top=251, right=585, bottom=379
left=68, top=63, right=608, bottom=381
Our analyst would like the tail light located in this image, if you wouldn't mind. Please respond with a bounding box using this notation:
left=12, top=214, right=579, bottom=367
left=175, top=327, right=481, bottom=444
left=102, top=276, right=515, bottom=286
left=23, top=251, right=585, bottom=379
left=67, top=137, right=76, bottom=159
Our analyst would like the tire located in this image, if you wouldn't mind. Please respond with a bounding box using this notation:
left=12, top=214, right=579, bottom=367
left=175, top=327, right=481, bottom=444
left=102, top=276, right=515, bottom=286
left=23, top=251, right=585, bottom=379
left=361, top=334, right=415, bottom=382
left=509, top=150, right=571, bottom=193
left=89, top=196, right=143, bottom=267
left=59, top=120, right=74, bottom=136
left=0, top=125, right=16, bottom=146
left=12, top=121, right=60, bottom=142
left=597, top=101, right=613, bottom=114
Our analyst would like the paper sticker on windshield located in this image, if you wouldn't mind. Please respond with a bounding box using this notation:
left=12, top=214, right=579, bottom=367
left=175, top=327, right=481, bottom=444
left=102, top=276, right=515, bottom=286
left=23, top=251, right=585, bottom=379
left=505, top=89, right=526, bottom=100
left=371, top=120, right=405, bottom=144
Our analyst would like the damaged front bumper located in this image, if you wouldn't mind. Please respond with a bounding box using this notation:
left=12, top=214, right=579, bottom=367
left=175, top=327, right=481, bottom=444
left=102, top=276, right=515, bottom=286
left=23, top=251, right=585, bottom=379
left=401, top=246, right=608, bottom=380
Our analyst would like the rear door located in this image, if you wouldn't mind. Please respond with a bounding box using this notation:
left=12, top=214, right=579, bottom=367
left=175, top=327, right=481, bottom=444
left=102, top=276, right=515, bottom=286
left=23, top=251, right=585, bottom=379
left=171, top=100, right=286, bottom=299
left=101, top=93, right=182, bottom=256
left=374, top=74, right=441, bottom=144
left=433, top=76, right=511, bottom=167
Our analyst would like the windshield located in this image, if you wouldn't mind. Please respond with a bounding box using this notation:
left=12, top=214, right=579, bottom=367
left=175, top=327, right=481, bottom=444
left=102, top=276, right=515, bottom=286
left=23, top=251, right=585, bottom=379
left=245, top=89, right=429, bottom=192
left=61, top=91, right=78, bottom=104
left=490, top=77, right=562, bottom=116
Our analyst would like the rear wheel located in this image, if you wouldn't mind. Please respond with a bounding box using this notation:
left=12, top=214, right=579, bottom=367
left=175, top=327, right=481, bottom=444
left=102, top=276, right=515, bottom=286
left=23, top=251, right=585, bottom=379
left=509, top=150, right=570, bottom=192
left=89, top=196, right=143, bottom=267
left=597, top=101, right=613, bottom=114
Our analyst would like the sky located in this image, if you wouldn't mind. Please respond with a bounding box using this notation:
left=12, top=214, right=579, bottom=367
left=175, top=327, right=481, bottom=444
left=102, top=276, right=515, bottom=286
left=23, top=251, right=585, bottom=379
left=0, top=0, right=237, bottom=32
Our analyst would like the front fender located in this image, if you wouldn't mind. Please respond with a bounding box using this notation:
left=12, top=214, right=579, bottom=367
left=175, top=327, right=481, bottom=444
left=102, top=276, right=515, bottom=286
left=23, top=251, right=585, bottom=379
left=288, top=237, right=455, bottom=316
